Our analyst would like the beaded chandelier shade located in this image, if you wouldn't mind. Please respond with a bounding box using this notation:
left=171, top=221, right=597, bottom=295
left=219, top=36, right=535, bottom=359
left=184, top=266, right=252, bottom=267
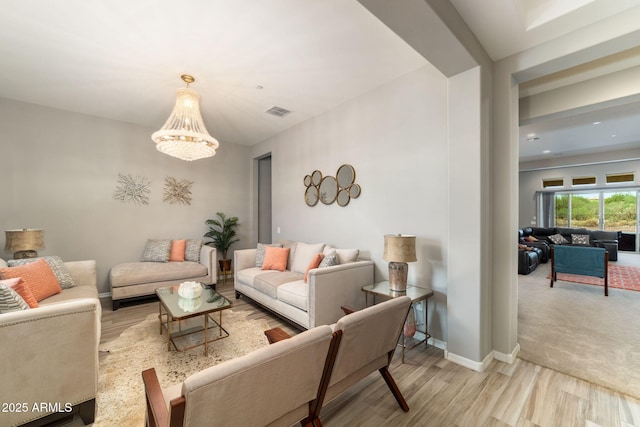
left=152, top=75, right=219, bottom=161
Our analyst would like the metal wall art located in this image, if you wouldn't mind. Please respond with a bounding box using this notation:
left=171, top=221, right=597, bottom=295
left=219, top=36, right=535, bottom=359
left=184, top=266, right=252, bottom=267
left=304, top=164, right=361, bottom=207
left=113, top=173, right=151, bottom=205
left=163, top=176, right=193, bottom=205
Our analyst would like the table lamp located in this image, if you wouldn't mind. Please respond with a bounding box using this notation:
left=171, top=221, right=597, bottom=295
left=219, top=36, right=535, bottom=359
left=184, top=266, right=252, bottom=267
left=383, top=234, right=417, bottom=292
left=4, top=229, right=45, bottom=259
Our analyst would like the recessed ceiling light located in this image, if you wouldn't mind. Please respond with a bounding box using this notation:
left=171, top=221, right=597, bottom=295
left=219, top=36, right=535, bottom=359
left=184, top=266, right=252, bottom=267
left=611, top=134, right=617, bottom=138
left=543, top=150, right=551, bottom=154
left=593, top=121, right=601, bottom=125
left=527, top=133, right=536, bottom=138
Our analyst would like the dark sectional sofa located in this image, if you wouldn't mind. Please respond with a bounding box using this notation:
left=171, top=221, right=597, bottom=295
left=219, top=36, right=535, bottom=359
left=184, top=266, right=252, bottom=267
left=517, top=227, right=620, bottom=275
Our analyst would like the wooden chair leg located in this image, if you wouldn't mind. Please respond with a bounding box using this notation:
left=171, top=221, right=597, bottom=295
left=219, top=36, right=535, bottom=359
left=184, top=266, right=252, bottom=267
left=379, top=366, right=409, bottom=412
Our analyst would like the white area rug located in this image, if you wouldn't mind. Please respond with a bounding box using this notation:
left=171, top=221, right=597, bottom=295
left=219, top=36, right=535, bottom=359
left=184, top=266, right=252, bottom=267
left=93, top=310, right=269, bottom=426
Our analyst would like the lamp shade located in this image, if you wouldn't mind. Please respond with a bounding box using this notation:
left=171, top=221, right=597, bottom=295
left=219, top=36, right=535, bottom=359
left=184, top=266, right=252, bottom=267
left=5, top=229, right=45, bottom=252
left=383, top=235, right=417, bottom=262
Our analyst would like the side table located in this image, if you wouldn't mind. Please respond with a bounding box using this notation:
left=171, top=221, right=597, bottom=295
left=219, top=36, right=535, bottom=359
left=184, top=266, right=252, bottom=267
left=361, top=281, right=434, bottom=363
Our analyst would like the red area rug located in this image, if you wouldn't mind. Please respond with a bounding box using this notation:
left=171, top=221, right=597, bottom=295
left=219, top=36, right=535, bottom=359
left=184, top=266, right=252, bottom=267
left=547, top=264, right=640, bottom=292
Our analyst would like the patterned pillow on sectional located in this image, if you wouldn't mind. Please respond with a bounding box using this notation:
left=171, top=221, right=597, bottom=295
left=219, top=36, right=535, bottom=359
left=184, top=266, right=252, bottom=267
left=185, top=240, right=203, bottom=262
left=0, top=279, right=30, bottom=313
left=319, top=251, right=339, bottom=268
left=571, top=234, right=590, bottom=245
left=0, top=259, right=61, bottom=302
left=141, top=239, right=171, bottom=262
left=8, top=256, right=76, bottom=289
left=548, top=233, right=569, bottom=245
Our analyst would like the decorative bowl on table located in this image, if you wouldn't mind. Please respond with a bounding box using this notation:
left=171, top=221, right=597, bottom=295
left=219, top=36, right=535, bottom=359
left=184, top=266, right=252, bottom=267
left=178, top=281, right=203, bottom=299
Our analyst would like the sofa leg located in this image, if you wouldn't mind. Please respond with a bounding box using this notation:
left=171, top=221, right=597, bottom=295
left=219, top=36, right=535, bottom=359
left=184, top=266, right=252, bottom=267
left=79, top=399, right=95, bottom=425
left=112, top=299, right=120, bottom=311
left=235, top=291, right=241, bottom=299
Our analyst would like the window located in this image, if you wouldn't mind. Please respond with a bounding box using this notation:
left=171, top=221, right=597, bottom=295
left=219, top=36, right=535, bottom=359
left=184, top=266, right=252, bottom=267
left=606, top=173, right=634, bottom=184
left=572, top=176, right=596, bottom=186
left=543, top=178, right=563, bottom=188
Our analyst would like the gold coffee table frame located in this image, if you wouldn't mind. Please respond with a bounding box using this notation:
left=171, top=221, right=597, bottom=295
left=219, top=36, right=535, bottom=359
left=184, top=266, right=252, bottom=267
left=156, top=284, right=232, bottom=356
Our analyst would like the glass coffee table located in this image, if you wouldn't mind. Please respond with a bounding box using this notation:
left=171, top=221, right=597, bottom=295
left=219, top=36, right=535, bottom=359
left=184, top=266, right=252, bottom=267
left=156, top=284, right=232, bottom=356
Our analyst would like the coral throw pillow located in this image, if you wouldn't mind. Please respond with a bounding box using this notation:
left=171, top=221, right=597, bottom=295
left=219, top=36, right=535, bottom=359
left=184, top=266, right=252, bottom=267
left=169, top=239, right=187, bottom=262
left=261, top=246, right=290, bottom=272
left=0, top=258, right=61, bottom=302
left=304, top=253, right=325, bottom=283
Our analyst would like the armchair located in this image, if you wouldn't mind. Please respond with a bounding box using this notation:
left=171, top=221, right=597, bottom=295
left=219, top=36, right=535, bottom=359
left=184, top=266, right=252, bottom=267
left=142, top=325, right=340, bottom=427
left=266, top=296, right=412, bottom=423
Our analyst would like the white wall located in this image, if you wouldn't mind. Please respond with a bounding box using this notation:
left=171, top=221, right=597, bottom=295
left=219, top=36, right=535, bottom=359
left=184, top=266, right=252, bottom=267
left=249, top=65, right=450, bottom=342
left=0, top=98, right=250, bottom=294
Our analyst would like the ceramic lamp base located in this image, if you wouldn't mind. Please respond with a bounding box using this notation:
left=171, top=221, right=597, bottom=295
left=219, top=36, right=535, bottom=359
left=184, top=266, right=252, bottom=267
left=388, top=261, right=408, bottom=292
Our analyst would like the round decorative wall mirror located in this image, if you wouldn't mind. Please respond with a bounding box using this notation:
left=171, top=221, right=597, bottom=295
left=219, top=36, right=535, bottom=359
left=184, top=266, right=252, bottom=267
left=319, top=176, right=338, bottom=205
left=337, top=189, right=350, bottom=206
left=305, top=185, right=319, bottom=206
left=311, top=170, right=323, bottom=186
left=303, top=175, right=312, bottom=187
left=336, top=164, right=355, bottom=189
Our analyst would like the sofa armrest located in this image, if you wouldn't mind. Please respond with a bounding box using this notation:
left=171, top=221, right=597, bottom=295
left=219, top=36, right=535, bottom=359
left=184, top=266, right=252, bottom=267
left=234, top=248, right=257, bottom=272
left=307, top=260, right=374, bottom=328
left=64, top=260, right=97, bottom=288
left=200, top=244, right=217, bottom=285
left=0, top=299, right=100, bottom=426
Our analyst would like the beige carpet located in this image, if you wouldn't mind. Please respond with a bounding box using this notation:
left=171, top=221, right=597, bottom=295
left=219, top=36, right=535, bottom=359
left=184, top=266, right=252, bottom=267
left=93, top=310, right=269, bottom=426
left=518, top=254, right=640, bottom=399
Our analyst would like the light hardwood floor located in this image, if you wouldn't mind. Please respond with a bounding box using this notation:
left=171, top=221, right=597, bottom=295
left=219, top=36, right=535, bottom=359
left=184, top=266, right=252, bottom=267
left=99, top=281, right=640, bottom=427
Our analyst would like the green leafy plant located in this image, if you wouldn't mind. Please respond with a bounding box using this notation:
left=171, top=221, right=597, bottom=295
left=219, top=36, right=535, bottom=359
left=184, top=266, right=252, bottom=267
left=204, top=212, right=240, bottom=259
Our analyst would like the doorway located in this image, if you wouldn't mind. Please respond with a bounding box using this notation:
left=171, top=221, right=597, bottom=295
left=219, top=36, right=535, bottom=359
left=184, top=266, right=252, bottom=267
left=257, top=154, right=272, bottom=244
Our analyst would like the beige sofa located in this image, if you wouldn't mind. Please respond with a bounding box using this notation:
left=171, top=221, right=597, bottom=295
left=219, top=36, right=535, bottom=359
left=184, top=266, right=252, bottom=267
left=234, top=242, right=374, bottom=329
left=110, top=244, right=216, bottom=310
left=0, top=259, right=100, bottom=427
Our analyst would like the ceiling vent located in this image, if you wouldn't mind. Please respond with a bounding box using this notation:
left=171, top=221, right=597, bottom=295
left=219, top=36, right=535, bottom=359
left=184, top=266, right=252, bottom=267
left=265, top=106, right=291, bottom=117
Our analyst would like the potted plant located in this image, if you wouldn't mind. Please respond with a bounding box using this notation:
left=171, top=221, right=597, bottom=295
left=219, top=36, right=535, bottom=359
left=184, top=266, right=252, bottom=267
left=204, top=212, right=240, bottom=273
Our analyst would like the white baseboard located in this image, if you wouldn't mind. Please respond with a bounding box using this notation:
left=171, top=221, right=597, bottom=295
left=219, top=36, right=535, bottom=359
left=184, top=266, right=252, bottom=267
left=428, top=337, right=447, bottom=351
left=445, top=349, right=493, bottom=372
left=493, top=343, right=520, bottom=364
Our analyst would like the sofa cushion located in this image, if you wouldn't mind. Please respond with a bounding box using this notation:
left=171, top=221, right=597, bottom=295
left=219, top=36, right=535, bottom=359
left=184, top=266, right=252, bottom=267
left=8, top=256, right=76, bottom=289
left=254, top=271, right=303, bottom=299
left=39, top=283, right=99, bottom=305
left=110, top=261, right=207, bottom=288
left=185, top=240, right=202, bottom=262
left=291, top=243, right=325, bottom=274
left=237, top=267, right=266, bottom=287
left=0, top=280, right=30, bottom=313
left=277, top=280, right=308, bottom=312
left=261, top=246, right=290, bottom=272
left=169, top=240, right=186, bottom=262
left=336, top=248, right=359, bottom=264
left=0, top=259, right=7, bottom=268
left=8, top=278, right=39, bottom=308
left=141, top=239, right=171, bottom=262
left=0, top=258, right=61, bottom=302
left=277, top=240, right=298, bottom=270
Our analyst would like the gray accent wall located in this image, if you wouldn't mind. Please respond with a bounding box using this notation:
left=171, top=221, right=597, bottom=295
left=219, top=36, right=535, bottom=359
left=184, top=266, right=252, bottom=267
left=0, top=98, right=250, bottom=294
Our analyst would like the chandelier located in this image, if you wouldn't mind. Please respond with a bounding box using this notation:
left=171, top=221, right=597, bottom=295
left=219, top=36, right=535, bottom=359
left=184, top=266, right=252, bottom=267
left=152, top=74, right=219, bottom=161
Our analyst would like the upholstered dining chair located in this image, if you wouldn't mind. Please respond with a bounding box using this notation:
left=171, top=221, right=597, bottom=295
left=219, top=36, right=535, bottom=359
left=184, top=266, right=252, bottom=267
left=142, top=324, right=340, bottom=427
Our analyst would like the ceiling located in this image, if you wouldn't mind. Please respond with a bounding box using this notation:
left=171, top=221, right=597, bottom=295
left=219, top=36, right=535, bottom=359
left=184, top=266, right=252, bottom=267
left=1, top=0, right=640, bottom=161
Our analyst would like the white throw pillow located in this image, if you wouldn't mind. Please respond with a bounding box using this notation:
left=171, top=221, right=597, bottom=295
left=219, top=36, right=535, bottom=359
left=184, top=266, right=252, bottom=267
left=291, top=242, right=325, bottom=274
left=336, top=248, right=359, bottom=264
